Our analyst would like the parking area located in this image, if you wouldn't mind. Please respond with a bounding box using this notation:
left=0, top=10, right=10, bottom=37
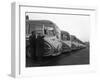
left=26, top=47, right=89, bottom=67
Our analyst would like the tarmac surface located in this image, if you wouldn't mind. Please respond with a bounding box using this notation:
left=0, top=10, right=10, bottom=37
left=26, top=47, right=89, bottom=67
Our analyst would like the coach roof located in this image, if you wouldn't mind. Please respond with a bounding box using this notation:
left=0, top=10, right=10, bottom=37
left=26, top=20, right=55, bottom=26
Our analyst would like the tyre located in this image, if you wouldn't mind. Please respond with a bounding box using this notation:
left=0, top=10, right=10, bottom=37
left=26, top=46, right=34, bottom=58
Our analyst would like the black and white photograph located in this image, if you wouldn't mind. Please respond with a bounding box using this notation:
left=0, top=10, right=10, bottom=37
left=10, top=2, right=97, bottom=78
left=25, top=12, right=90, bottom=67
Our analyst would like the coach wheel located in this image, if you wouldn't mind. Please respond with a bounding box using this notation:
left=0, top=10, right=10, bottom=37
left=26, top=46, right=34, bottom=58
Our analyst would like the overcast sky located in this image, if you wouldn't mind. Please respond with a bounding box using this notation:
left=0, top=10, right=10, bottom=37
left=26, top=13, right=90, bottom=42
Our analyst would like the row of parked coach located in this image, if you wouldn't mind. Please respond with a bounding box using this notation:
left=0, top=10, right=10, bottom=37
left=26, top=19, right=86, bottom=58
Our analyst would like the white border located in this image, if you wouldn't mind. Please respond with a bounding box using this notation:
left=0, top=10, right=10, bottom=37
left=11, top=2, right=96, bottom=78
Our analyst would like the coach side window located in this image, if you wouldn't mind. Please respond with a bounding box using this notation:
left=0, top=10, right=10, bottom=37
left=66, top=34, right=70, bottom=40
left=61, top=33, right=70, bottom=41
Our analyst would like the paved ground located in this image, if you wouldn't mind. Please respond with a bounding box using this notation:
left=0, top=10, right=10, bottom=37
left=26, top=47, right=89, bottom=67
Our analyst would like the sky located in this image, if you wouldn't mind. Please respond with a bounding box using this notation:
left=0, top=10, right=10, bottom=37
left=26, top=13, right=90, bottom=42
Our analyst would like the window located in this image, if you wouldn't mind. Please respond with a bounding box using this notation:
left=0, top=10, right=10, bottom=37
left=61, top=33, right=70, bottom=41
left=44, top=26, right=55, bottom=36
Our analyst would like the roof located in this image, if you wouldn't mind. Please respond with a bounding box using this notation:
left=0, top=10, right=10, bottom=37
left=61, top=30, right=70, bottom=35
left=26, top=20, right=55, bottom=26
